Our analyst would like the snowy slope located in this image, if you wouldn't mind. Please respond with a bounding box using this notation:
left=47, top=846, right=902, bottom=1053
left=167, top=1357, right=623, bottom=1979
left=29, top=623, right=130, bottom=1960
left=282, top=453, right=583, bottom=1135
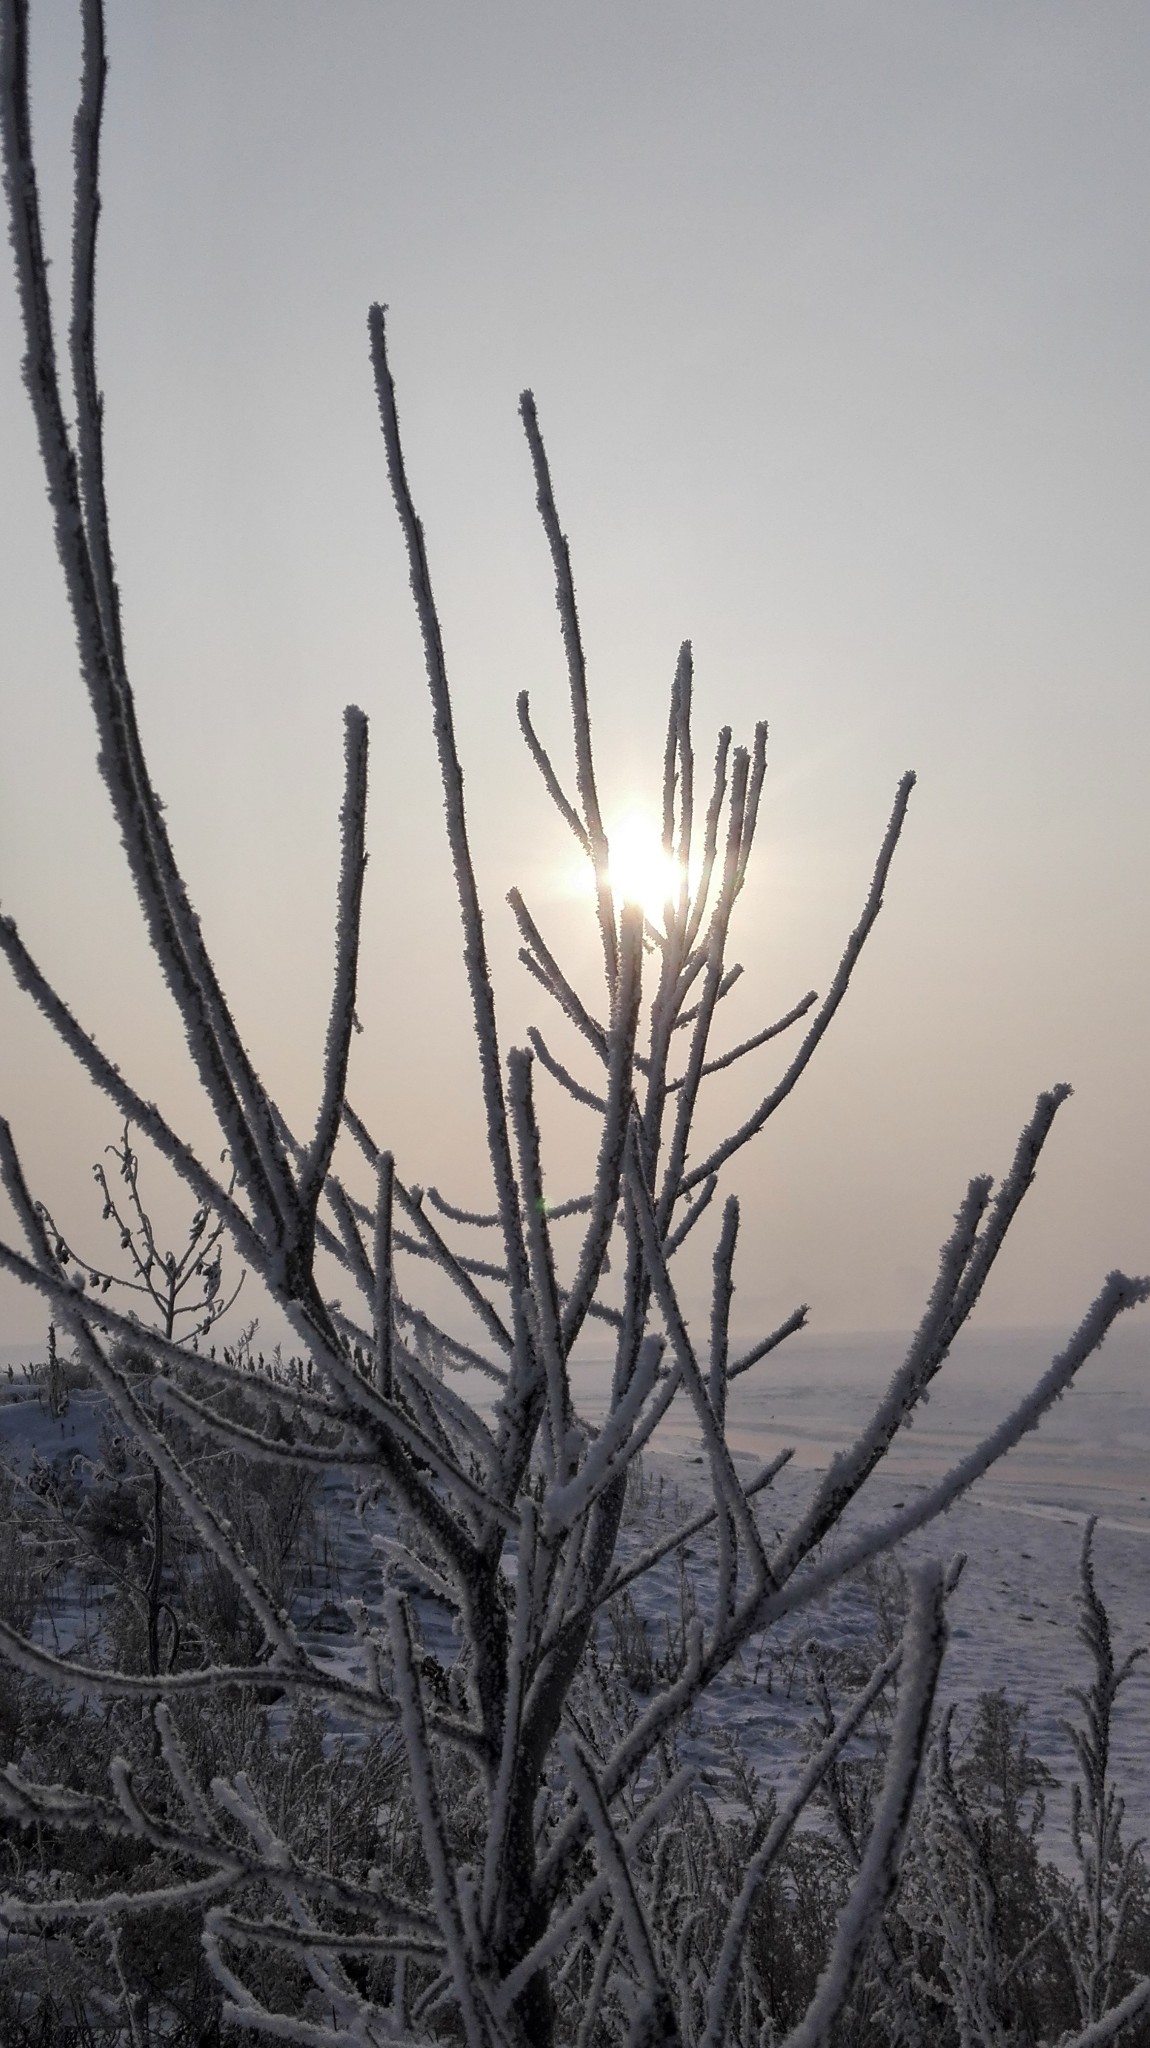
left=2, top=1318, right=1148, bottom=1861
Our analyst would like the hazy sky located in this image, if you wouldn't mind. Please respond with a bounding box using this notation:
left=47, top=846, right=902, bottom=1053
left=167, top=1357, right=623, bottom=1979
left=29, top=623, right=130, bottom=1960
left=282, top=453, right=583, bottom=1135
left=1, top=1, right=1148, bottom=1351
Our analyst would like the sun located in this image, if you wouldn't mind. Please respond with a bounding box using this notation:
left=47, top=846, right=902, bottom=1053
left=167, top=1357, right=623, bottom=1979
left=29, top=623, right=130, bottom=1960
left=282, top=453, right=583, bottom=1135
left=605, top=809, right=684, bottom=926
left=561, top=805, right=689, bottom=928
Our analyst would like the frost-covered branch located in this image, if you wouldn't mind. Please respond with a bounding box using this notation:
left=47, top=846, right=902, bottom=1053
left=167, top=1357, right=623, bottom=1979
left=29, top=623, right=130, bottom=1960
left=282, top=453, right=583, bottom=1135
left=780, top=1564, right=946, bottom=2048
left=298, top=707, right=370, bottom=1220
left=369, top=303, right=531, bottom=1344
left=681, top=771, right=916, bottom=1193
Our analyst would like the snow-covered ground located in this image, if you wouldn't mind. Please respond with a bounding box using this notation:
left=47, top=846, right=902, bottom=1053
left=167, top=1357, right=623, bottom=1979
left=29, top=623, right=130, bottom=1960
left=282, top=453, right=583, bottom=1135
left=3, top=1319, right=1148, bottom=1859
left=574, top=1320, right=1150, bottom=1849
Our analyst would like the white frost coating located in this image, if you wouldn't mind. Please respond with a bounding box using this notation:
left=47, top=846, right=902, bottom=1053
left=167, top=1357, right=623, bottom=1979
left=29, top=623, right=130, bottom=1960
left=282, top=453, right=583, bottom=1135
left=508, top=888, right=610, bottom=1064
left=68, top=1319, right=306, bottom=1661
left=542, top=1332, right=664, bottom=1528
left=701, top=1646, right=902, bottom=2047
left=573, top=1906, right=623, bottom=2048
left=1054, top=1979, right=1150, bottom=2048
left=507, top=1046, right=569, bottom=1481
left=0, top=0, right=301, bottom=1255
left=370, top=306, right=531, bottom=1345
left=559, top=1736, right=663, bottom=1997
left=780, top=1563, right=947, bottom=2048
left=586, top=1448, right=793, bottom=1629
left=214, top=1772, right=405, bottom=2048
left=669, top=988, right=817, bottom=1094
left=298, top=707, right=370, bottom=1222
left=627, top=1128, right=771, bottom=1591
left=385, top=1594, right=496, bottom=2048
left=727, top=1301, right=809, bottom=1381
left=774, top=1168, right=996, bottom=1579
left=389, top=1166, right=515, bottom=1358
left=495, top=1767, right=696, bottom=2013
left=519, top=390, right=617, bottom=994
left=373, top=1535, right=459, bottom=1612
left=0, top=1610, right=394, bottom=1718
left=205, top=1907, right=411, bottom=2048
left=0, top=1866, right=236, bottom=1926
left=658, top=743, right=750, bottom=1234
left=751, top=1269, right=1150, bottom=1642
left=526, top=1025, right=607, bottom=1112
left=154, top=1702, right=216, bottom=1835
left=395, top=1295, right=509, bottom=1388
left=481, top=1498, right=539, bottom=1930
left=0, top=926, right=255, bottom=1250
left=561, top=901, right=643, bottom=1352
left=681, top=771, right=917, bottom=1196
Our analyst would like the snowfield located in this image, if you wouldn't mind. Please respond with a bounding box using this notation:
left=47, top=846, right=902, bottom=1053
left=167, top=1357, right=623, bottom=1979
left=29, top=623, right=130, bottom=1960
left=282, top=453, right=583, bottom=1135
left=4, top=1319, right=1147, bottom=1866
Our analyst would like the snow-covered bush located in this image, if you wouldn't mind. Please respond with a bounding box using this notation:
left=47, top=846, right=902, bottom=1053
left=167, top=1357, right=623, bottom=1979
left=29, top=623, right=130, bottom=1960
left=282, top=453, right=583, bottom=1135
left=837, top=1523, right=1150, bottom=2048
left=1, top=2, right=1148, bottom=2041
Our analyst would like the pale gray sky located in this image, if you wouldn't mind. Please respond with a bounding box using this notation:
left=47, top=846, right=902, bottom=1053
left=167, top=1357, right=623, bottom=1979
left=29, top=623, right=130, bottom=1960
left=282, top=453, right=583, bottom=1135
left=1, top=1, right=1148, bottom=1347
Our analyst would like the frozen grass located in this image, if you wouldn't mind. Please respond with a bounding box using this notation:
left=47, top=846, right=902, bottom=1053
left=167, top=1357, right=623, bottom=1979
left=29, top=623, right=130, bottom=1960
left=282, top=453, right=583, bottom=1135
left=4, top=1346, right=1150, bottom=2042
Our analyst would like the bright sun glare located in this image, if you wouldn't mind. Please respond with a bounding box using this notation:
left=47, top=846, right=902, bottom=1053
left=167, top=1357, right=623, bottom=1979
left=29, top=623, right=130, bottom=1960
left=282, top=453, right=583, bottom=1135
left=604, top=810, right=684, bottom=924
left=564, top=807, right=690, bottom=926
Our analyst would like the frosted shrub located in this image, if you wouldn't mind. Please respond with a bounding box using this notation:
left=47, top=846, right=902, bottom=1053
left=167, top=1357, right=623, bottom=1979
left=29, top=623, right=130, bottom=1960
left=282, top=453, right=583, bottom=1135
left=0, top=1463, right=37, bottom=1636
left=865, top=1526, right=1150, bottom=2048
left=1, top=2, right=1148, bottom=2042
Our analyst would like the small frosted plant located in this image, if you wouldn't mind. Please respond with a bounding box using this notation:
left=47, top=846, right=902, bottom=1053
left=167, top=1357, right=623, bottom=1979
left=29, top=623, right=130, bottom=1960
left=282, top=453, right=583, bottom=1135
left=32, top=1122, right=243, bottom=1677
left=36, top=1119, right=243, bottom=1345
left=1055, top=1520, right=1150, bottom=2035
left=0, top=3, right=1147, bottom=2042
